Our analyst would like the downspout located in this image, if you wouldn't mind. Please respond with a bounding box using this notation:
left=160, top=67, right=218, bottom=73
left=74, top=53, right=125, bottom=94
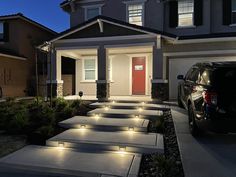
left=35, top=48, right=39, bottom=105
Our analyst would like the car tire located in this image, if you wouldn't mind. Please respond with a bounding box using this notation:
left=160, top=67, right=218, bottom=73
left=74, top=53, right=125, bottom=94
left=188, top=105, right=200, bottom=136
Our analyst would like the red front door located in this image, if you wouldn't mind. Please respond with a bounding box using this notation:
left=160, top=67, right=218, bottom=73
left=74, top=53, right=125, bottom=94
left=132, top=57, right=146, bottom=95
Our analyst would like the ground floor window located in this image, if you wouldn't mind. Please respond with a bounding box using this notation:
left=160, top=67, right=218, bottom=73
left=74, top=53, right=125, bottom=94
left=83, top=59, right=96, bottom=81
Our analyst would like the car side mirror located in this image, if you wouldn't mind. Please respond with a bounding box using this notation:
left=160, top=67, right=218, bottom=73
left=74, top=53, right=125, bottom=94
left=177, top=75, right=184, bottom=80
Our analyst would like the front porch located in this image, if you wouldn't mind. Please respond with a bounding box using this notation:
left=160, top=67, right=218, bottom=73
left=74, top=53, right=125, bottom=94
left=64, top=95, right=153, bottom=102
left=40, top=16, right=170, bottom=101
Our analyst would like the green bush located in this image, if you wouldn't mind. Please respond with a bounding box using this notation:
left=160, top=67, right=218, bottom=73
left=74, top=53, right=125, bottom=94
left=27, top=101, right=55, bottom=133
left=0, top=100, right=29, bottom=134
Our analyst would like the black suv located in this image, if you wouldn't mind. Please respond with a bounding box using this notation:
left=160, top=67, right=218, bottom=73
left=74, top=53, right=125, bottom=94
left=177, top=62, right=236, bottom=136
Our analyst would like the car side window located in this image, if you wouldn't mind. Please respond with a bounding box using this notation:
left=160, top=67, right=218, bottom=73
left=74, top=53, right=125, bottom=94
left=185, top=68, right=193, bottom=81
left=186, top=67, right=199, bottom=82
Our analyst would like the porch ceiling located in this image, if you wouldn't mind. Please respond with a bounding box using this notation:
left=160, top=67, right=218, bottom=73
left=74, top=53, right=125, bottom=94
left=58, top=49, right=97, bottom=59
left=58, top=46, right=152, bottom=59
left=108, top=46, right=152, bottom=55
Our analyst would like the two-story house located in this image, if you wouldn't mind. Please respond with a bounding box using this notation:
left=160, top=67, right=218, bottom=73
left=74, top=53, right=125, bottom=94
left=0, top=13, right=56, bottom=98
left=39, top=0, right=236, bottom=101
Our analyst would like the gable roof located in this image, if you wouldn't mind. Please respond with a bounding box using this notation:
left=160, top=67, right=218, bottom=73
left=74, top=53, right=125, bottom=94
left=38, top=15, right=176, bottom=48
left=0, top=13, right=57, bottom=35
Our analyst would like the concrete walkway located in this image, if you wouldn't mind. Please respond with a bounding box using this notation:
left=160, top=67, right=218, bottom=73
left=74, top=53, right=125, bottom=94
left=59, top=116, right=149, bottom=132
left=0, top=101, right=164, bottom=177
left=172, top=107, right=236, bottom=177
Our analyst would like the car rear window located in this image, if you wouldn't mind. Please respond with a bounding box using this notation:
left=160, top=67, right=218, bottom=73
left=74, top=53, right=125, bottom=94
left=212, top=67, right=236, bottom=91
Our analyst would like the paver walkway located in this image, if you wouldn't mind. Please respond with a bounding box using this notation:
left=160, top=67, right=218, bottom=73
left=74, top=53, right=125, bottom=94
left=0, top=101, right=164, bottom=177
left=172, top=107, right=236, bottom=177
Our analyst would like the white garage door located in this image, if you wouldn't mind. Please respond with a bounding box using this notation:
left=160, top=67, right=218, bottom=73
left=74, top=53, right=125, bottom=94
left=169, top=57, right=236, bottom=100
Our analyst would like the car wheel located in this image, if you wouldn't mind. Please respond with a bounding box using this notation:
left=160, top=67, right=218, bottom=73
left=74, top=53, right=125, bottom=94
left=188, top=105, right=200, bottom=136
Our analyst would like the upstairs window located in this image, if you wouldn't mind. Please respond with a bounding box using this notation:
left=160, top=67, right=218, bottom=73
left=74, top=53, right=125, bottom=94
left=178, top=0, right=194, bottom=27
left=232, top=0, right=236, bottom=24
left=84, top=5, right=102, bottom=21
left=128, top=4, right=144, bottom=26
left=83, top=59, right=96, bottom=81
left=0, top=22, right=4, bottom=40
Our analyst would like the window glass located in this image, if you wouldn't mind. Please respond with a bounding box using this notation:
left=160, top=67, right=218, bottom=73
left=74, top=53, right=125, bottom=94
left=199, top=70, right=212, bottom=85
left=178, top=0, right=194, bottom=27
left=87, top=8, right=100, bottom=20
left=128, top=4, right=143, bottom=26
left=0, top=22, right=3, bottom=40
left=232, top=0, right=236, bottom=24
left=84, top=59, right=96, bottom=80
left=186, top=68, right=199, bottom=82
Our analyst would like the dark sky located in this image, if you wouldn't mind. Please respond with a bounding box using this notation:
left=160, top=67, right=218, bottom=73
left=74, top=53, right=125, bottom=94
left=0, top=0, right=69, bottom=33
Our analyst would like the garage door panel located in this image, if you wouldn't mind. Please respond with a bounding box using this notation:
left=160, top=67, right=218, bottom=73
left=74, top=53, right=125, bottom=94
left=169, top=57, right=236, bottom=100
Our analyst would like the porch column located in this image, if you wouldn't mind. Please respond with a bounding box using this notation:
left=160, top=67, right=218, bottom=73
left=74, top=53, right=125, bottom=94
left=151, top=41, right=168, bottom=101
left=47, top=49, right=63, bottom=97
left=96, top=45, right=110, bottom=101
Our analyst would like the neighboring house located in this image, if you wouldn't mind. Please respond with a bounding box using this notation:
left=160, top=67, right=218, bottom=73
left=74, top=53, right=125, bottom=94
left=39, top=0, right=236, bottom=101
left=0, top=13, right=56, bottom=98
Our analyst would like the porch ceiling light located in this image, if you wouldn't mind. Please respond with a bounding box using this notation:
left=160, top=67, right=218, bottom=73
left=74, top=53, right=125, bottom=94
left=112, top=101, right=116, bottom=104
left=141, top=102, right=145, bottom=105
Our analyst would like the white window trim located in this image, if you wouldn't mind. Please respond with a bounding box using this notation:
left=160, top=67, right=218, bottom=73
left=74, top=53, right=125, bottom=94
left=108, top=56, right=114, bottom=82
left=177, top=0, right=194, bottom=27
left=83, top=4, right=103, bottom=21
left=231, top=0, right=236, bottom=25
left=81, top=56, right=98, bottom=82
left=125, top=1, right=146, bottom=26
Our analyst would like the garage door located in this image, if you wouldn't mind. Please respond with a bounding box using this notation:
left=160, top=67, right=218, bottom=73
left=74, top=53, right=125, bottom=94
left=169, top=57, right=236, bottom=100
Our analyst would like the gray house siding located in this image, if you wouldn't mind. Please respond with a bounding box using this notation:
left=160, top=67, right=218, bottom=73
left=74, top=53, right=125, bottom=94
left=164, top=0, right=211, bottom=36
left=211, top=0, right=236, bottom=33
left=67, top=0, right=236, bottom=36
left=69, top=0, right=164, bottom=31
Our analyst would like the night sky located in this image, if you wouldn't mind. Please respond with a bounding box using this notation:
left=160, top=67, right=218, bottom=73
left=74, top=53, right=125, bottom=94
left=0, top=0, right=69, bottom=33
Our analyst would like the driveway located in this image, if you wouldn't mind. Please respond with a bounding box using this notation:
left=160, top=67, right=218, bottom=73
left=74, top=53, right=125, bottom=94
left=172, top=107, right=236, bottom=177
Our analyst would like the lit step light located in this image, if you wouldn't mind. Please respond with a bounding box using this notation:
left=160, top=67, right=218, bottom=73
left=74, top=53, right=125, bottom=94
left=58, top=142, right=65, bottom=149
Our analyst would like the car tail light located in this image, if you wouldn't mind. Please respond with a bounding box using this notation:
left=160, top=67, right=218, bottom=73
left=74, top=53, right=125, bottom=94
left=203, top=91, right=217, bottom=105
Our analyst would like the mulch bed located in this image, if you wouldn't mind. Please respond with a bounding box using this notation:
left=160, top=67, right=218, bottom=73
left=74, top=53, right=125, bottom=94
left=139, top=110, right=185, bottom=177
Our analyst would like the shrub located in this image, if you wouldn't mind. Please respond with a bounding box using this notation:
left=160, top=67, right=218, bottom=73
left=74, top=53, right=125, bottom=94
left=0, top=100, right=29, bottom=134
left=27, top=101, right=55, bottom=133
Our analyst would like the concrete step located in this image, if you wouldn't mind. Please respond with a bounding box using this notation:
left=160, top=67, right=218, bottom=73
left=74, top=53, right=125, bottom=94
left=46, top=129, right=164, bottom=154
left=0, top=145, right=141, bottom=177
left=59, top=116, right=149, bottom=132
left=88, top=108, right=163, bottom=119
left=90, top=102, right=169, bottom=111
